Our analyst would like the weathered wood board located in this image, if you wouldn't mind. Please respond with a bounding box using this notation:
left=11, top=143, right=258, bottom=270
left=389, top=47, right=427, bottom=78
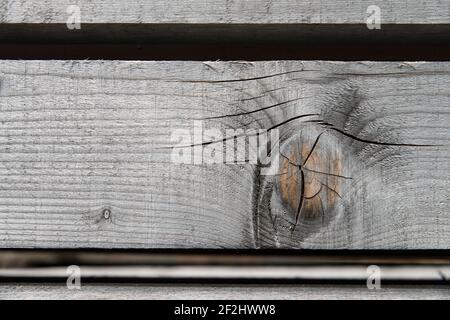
left=0, top=60, right=449, bottom=249
left=1, top=283, right=449, bottom=300
left=1, top=0, right=449, bottom=24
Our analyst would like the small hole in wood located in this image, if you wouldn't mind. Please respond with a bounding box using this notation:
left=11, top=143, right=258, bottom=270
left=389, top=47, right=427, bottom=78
left=103, top=209, right=111, bottom=220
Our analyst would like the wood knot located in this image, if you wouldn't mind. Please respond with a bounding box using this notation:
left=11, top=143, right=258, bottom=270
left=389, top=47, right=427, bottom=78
left=276, top=128, right=348, bottom=227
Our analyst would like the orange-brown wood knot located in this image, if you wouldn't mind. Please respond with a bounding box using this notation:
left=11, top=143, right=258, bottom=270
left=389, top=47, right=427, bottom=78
left=277, top=131, right=344, bottom=223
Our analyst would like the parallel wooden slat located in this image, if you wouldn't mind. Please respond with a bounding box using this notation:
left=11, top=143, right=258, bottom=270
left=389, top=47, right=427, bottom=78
left=1, top=283, right=449, bottom=300
left=1, top=0, right=449, bottom=24
left=0, top=60, right=449, bottom=249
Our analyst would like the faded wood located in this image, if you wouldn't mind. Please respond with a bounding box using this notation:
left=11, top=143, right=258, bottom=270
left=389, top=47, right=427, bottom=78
left=1, top=283, right=449, bottom=300
left=0, top=60, right=449, bottom=249
left=1, top=0, right=449, bottom=24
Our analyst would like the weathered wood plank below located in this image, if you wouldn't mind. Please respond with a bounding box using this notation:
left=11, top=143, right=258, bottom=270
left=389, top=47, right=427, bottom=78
left=1, top=283, right=449, bottom=300
left=0, top=60, right=449, bottom=249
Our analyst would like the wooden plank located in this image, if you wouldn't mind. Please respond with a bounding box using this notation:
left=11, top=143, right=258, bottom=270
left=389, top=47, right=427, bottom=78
left=0, top=60, right=449, bottom=249
left=1, top=265, right=449, bottom=281
left=1, top=0, right=449, bottom=24
left=1, top=283, right=449, bottom=300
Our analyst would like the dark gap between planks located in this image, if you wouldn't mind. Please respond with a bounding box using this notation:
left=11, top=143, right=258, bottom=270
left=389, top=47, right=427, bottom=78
left=1, top=250, right=450, bottom=268
left=0, top=23, right=450, bottom=60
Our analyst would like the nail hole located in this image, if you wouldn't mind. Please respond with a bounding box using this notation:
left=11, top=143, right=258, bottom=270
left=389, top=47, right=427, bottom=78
left=103, top=209, right=111, bottom=220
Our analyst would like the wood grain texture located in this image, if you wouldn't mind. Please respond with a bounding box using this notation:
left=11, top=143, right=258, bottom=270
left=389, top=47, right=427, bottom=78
left=1, top=283, right=449, bottom=300
left=0, top=0, right=449, bottom=24
left=0, top=60, right=449, bottom=249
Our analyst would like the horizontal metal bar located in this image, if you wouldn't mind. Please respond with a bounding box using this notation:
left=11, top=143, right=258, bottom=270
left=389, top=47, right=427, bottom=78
left=1, top=265, right=449, bottom=283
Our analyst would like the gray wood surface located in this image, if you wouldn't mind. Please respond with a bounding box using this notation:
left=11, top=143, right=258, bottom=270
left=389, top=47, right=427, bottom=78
left=1, top=0, right=449, bottom=24
left=0, top=60, right=449, bottom=249
left=1, top=283, right=449, bottom=300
